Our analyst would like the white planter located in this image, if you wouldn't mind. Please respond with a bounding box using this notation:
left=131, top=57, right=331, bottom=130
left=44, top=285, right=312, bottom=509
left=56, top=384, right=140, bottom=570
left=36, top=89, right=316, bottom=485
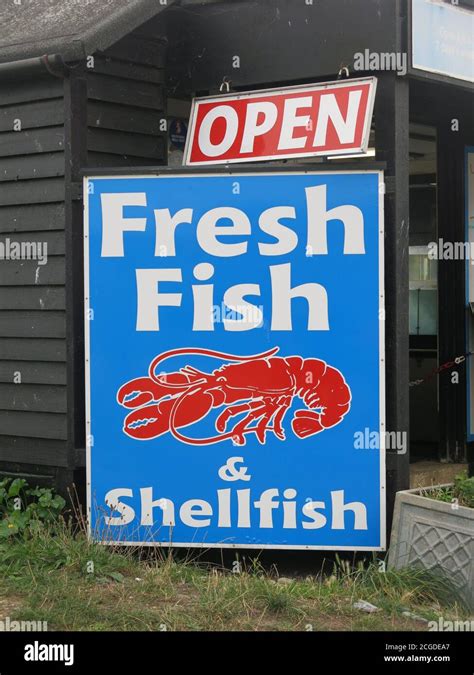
left=388, top=485, right=474, bottom=611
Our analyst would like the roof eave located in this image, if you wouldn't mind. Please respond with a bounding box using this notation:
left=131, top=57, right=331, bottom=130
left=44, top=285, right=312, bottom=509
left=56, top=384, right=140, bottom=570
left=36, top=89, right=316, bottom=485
left=0, top=37, right=85, bottom=66
left=0, top=0, right=175, bottom=69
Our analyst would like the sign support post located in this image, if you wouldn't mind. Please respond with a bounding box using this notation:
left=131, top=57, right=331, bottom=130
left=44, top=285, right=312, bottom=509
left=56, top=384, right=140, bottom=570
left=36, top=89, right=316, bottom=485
left=375, top=73, right=410, bottom=533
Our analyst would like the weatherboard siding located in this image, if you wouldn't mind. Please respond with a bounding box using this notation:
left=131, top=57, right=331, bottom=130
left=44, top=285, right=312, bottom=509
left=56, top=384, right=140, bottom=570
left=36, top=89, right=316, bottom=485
left=0, top=28, right=167, bottom=483
left=0, top=75, right=67, bottom=468
left=87, top=33, right=167, bottom=168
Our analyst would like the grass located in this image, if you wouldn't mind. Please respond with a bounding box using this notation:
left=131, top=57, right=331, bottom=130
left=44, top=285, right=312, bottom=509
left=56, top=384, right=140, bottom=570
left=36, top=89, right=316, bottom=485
left=422, top=471, right=474, bottom=509
left=0, top=519, right=470, bottom=631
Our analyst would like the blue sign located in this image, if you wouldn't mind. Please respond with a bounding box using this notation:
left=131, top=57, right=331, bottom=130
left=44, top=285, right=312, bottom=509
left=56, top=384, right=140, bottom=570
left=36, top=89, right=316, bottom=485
left=84, top=171, right=385, bottom=550
left=412, top=0, right=474, bottom=83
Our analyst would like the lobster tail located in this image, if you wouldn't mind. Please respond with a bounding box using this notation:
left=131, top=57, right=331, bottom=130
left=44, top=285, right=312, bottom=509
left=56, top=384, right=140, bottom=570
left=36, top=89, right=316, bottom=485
left=290, top=358, right=352, bottom=438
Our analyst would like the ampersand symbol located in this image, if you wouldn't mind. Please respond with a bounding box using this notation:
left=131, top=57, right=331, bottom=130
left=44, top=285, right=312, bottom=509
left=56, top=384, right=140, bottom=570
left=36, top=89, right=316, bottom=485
left=218, top=457, right=251, bottom=482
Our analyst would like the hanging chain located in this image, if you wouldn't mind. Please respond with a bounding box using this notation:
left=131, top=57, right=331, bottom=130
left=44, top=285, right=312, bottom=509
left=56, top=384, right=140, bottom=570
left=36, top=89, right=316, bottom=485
left=409, top=352, right=472, bottom=387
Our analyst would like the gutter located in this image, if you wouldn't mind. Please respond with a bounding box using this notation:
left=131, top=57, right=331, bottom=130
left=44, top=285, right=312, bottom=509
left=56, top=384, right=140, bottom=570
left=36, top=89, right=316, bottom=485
left=0, top=0, right=178, bottom=81
left=0, top=53, right=69, bottom=80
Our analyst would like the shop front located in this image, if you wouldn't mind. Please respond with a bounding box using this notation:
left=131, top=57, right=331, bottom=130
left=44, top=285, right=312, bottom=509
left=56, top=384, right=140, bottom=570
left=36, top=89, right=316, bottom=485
left=0, top=0, right=472, bottom=550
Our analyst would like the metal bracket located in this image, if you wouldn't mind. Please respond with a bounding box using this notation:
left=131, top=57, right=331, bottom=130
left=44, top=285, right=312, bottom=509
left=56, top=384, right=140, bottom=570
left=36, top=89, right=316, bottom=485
left=219, top=76, right=231, bottom=93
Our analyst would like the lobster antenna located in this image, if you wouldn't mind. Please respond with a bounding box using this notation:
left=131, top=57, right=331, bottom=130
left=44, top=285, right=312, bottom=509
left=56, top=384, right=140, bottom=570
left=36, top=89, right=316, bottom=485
left=154, top=375, right=206, bottom=389
left=169, top=391, right=277, bottom=446
left=148, top=346, right=279, bottom=384
left=169, top=387, right=243, bottom=445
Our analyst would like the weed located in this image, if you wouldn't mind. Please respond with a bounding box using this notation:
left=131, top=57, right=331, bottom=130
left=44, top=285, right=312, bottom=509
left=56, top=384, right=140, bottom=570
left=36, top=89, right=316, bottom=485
left=0, top=480, right=469, bottom=631
left=0, top=478, right=65, bottom=539
left=427, top=471, right=474, bottom=509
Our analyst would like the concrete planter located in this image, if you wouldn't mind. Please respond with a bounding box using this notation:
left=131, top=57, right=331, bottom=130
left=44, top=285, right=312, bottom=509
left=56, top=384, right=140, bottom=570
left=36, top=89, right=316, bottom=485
left=388, top=485, right=474, bottom=611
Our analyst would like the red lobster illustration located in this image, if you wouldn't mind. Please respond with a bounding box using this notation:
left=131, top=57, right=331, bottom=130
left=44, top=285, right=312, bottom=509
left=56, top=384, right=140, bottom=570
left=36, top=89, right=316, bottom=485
left=117, top=347, right=351, bottom=445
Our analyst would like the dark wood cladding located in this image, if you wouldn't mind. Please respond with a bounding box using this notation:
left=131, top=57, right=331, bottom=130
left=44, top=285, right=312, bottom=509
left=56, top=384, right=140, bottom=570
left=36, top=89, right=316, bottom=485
left=0, top=153, right=65, bottom=182
left=86, top=33, right=166, bottom=167
left=0, top=127, right=65, bottom=157
left=0, top=436, right=68, bottom=467
left=0, top=74, right=67, bottom=470
left=0, top=338, right=66, bottom=362
left=0, top=27, right=167, bottom=488
left=0, top=361, right=66, bottom=385
left=0, top=99, right=65, bottom=132
left=88, top=73, right=164, bottom=110
left=1, top=79, right=63, bottom=106
left=0, top=286, right=65, bottom=311
left=0, top=178, right=65, bottom=206
left=0, top=203, right=65, bottom=233
left=0, top=258, right=66, bottom=285
left=0, top=411, right=67, bottom=441
left=0, top=312, right=66, bottom=338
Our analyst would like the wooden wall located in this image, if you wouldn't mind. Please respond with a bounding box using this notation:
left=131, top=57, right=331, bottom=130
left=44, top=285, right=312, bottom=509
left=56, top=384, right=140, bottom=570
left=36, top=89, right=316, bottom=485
left=0, top=75, right=68, bottom=482
left=0, top=26, right=167, bottom=490
left=87, top=32, right=167, bottom=168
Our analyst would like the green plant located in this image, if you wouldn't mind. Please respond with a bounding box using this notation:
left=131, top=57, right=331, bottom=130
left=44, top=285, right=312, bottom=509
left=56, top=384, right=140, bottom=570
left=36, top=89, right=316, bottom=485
left=261, top=586, right=294, bottom=614
left=453, top=471, right=474, bottom=508
left=0, top=478, right=66, bottom=539
left=0, top=524, right=470, bottom=631
left=428, top=472, right=474, bottom=509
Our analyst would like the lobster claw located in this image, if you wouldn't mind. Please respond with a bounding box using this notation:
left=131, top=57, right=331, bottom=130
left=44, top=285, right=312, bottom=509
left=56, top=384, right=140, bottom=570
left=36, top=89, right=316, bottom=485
left=117, top=372, right=194, bottom=409
left=117, top=372, right=196, bottom=440
left=120, top=390, right=217, bottom=441
left=121, top=399, right=175, bottom=440
left=117, top=373, right=216, bottom=441
left=117, top=376, right=165, bottom=409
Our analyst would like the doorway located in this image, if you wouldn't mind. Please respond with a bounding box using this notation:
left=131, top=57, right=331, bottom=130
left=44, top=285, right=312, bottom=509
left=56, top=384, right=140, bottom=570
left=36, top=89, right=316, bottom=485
left=409, top=123, right=439, bottom=460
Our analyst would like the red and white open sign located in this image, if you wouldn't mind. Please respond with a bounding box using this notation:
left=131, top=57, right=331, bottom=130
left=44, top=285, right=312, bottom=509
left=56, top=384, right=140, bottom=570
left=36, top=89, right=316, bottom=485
left=184, top=77, right=376, bottom=166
